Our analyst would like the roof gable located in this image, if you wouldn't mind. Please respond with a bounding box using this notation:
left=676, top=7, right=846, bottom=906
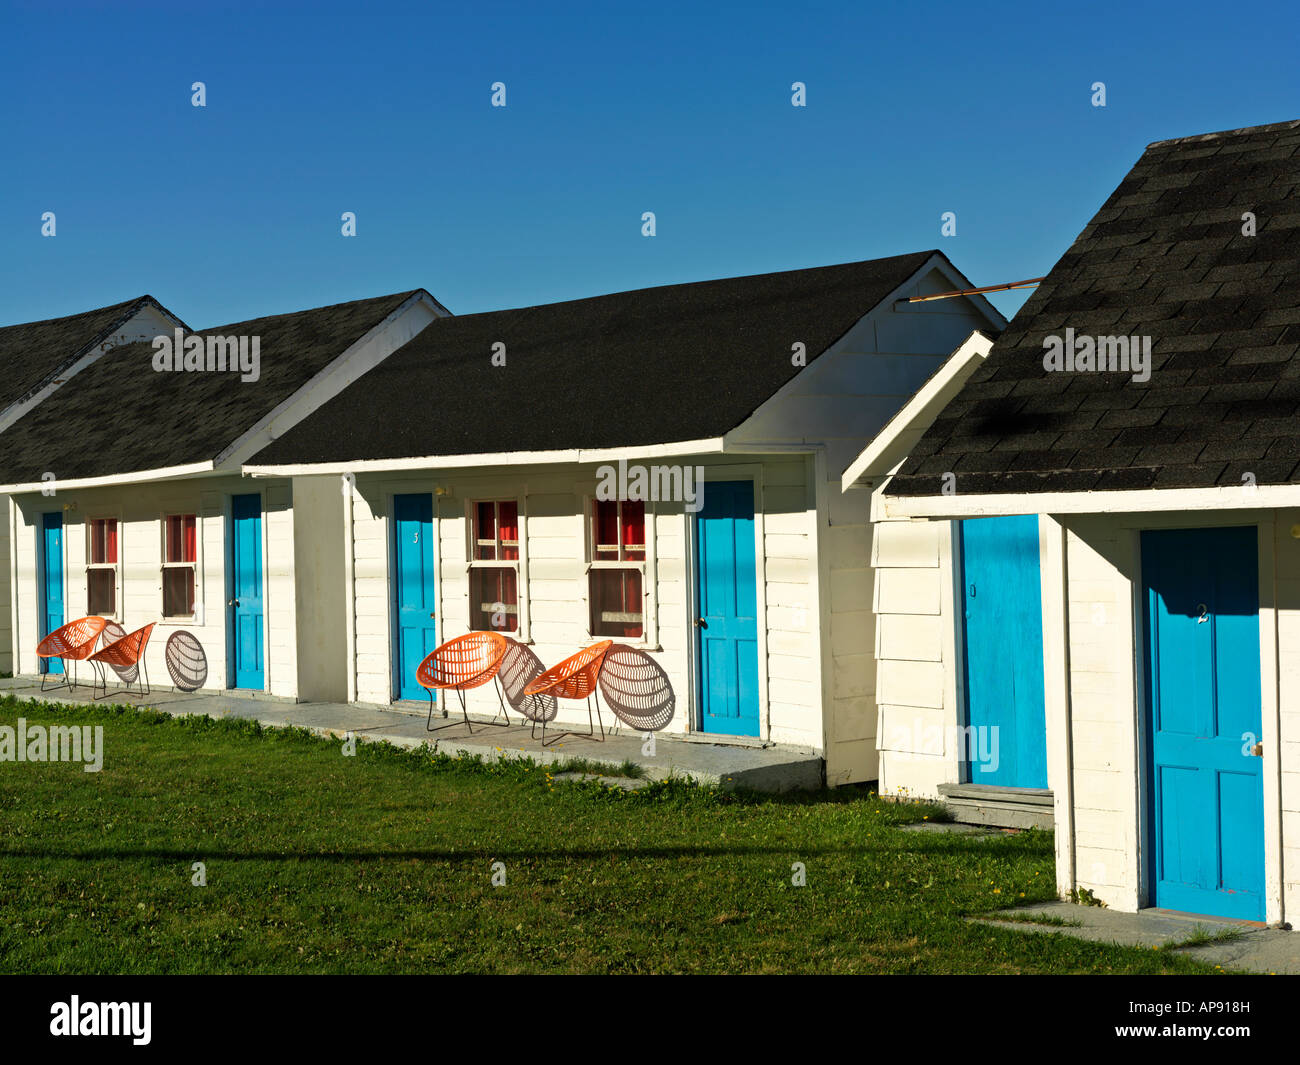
left=250, top=251, right=938, bottom=467
left=0, top=296, right=183, bottom=420
left=886, top=119, right=1300, bottom=499
left=0, top=289, right=427, bottom=485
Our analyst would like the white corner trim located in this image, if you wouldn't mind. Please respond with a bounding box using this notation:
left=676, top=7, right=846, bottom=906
left=841, top=329, right=994, bottom=493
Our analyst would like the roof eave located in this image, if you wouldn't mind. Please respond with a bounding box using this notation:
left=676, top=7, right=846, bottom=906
left=875, top=482, right=1300, bottom=520
left=842, top=329, right=995, bottom=493
left=242, top=437, right=731, bottom=478
left=0, top=461, right=217, bottom=494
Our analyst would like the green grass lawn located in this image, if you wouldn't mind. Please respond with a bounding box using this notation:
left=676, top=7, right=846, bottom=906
left=0, top=695, right=1216, bottom=974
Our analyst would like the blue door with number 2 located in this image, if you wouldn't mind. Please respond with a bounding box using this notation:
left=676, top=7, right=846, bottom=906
left=695, top=481, right=759, bottom=737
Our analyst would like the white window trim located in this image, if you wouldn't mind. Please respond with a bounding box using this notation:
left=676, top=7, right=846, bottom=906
left=85, top=514, right=122, bottom=621
left=160, top=510, right=200, bottom=621
left=465, top=495, right=530, bottom=641
left=582, top=493, right=658, bottom=649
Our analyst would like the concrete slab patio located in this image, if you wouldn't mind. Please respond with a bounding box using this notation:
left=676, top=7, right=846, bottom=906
left=0, top=676, right=824, bottom=793
left=974, top=900, right=1299, bottom=973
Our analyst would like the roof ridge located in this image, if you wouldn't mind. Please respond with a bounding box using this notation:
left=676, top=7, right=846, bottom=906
left=3, top=296, right=182, bottom=420
left=196, top=288, right=425, bottom=333
left=1146, top=118, right=1300, bottom=149
left=423, top=251, right=940, bottom=322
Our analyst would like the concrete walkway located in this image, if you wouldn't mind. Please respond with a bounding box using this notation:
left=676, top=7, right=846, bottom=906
left=975, top=900, right=1300, bottom=973
left=0, top=676, right=824, bottom=793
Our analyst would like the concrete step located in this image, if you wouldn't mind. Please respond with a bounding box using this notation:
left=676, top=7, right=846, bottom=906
left=938, top=782, right=1054, bottom=830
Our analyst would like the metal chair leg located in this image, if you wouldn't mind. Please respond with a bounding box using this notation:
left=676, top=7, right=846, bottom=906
left=540, top=691, right=605, bottom=747
left=491, top=676, right=511, bottom=725
left=41, top=658, right=69, bottom=692
left=427, top=687, right=476, bottom=733
left=591, top=689, right=606, bottom=742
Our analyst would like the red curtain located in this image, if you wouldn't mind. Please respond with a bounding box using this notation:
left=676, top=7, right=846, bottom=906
left=498, top=501, right=519, bottom=561
left=621, top=501, right=645, bottom=560
left=476, top=502, right=496, bottom=560
left=594, top=500, right=619, bottom=560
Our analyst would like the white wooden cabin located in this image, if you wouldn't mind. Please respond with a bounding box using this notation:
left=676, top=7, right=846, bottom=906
left=0, top=290, right=447, bottom=698
left=844, top=119, right=1300, bottom=922
left=247, top=252, right=1005, bottom=783
left=0, top=296, right=187, bottom=674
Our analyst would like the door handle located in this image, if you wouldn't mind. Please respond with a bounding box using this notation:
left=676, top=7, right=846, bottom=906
left=228, top=598, right=239, bottom=607
left=1252, top=743, right=1264, bottom=757
left=695, top=618, right=708, bottom=629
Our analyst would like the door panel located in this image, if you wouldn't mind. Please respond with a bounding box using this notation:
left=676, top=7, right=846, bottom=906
left=958, top=515, right=1047, bottom=788
left=1142, top=526, right=1264, bottom=919
left=40, top=513, right=64, bottom=674
left=392, top=494, right=436, bottom=702
left=230, top=494, right=265, bottom=690
left=695, top=481, right=759, bottom=737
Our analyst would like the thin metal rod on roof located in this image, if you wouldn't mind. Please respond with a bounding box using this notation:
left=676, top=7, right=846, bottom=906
left=898, top=276, right=1046, bottom=304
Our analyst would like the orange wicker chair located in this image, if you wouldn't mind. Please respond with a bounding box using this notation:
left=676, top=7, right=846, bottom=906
left=88, top=623, right=155, bottom=699
left=523, top=640, right=613, bottom=747
left=416, top=631, right=511, bottom=734
left=36, top=616, right=107, bottom=691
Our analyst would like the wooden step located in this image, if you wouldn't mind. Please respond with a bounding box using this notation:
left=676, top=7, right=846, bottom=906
left=937, top=782, right=1054, bottom=830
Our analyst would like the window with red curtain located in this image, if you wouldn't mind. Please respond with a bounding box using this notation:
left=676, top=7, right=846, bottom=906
left=589, top=500, right=645, bottom=639
left=469, top=501, right=520, bottom=632
left=162, top=513, right=197, bottom=616
left=86, top=518, right=118, bottom=615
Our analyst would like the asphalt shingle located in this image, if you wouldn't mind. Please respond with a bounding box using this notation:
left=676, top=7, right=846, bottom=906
left=887, top=119, right=1300, bottom=497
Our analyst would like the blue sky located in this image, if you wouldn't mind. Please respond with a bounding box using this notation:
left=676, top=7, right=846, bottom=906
left=1, top=0, right=1295, bottom=328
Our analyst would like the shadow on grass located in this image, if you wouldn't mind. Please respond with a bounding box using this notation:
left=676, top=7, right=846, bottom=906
left=0, top=834, right=1047, bottom=863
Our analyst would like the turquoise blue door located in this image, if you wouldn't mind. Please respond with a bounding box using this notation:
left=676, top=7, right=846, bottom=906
left=694, top=480, right=759, bottom=736
left=229, top=494, right=265, bottom=690
left=39, top=513, right=64, bottom=675
left=1142, top=526, right=1264, bottom=920
left=959, top=515, right=1047, bottom=788
left=392, top=493, right=436, bottom=702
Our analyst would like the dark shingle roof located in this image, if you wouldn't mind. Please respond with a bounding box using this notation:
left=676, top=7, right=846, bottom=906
left=251, top=252, right=936, bottom=466
left=0, top=290, right=423, bottom=483
left=0, top=296, right=179, bottom=413
left=887, top=119, right=1300, bottom=497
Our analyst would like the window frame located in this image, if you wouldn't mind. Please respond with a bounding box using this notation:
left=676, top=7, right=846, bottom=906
left=465, top=496, right=529, bottom=640
left=85, top=514, right=121, bottom=620
left=160, top=511, right=199, bottom=621
left=584, top=494, right=658, bottom=648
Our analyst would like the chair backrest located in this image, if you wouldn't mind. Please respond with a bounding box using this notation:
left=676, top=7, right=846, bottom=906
left=93, top=623, right=155, bottom=668
left=417, top=631, right=508, bottom=690
left=526, top=640, right=613, bottom=700
left=36, top=616, right=107, bottom=659
left=100, top=620, right=138, bottom=681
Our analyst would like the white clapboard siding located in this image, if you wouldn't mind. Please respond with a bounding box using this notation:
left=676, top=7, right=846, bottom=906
left=9, top=476, right=301, bottom=699
left=870, top=516, right=963, bottom=799
left=342, top=456, right=820, bottom=743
